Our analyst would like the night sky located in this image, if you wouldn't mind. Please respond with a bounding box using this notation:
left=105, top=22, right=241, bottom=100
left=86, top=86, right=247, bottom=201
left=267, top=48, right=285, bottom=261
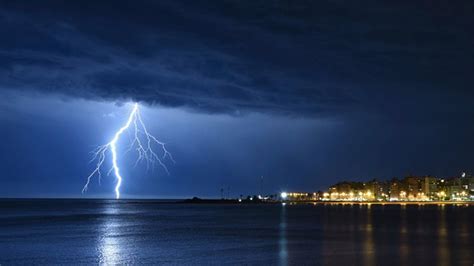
left=1, top=1, right=473, bottom=198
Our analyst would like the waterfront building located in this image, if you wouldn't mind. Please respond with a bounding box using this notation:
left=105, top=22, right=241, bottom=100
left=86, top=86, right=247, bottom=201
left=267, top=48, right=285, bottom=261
left=405, top=176, right=423, bottom=200
left=282, top=192, right=314, bottom=201
left=423, top=176, right=438, bottom=199
left=389, top=178, right=402, bottom=201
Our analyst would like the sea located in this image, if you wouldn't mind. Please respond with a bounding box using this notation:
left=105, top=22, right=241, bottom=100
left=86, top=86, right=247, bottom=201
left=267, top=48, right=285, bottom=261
left=0, top=199, right=473, bottom=265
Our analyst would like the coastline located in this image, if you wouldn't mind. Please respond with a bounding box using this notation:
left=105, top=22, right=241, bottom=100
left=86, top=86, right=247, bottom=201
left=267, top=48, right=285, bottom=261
left=286, top=200, right=474, bottom=205
left=2, top=198, right=474, bottom=206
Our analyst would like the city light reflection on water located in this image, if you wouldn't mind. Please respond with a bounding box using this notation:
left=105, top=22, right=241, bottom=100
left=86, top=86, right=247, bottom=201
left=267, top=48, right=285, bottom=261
left=316, top=203, right=473, bottom=265
left=399, top=204, right=408, bottom=265
left=279, top=205, right=288, bottom=266
left=437, top=204, right=449, bottom=266
left=362, top=204, right=374, bottom=266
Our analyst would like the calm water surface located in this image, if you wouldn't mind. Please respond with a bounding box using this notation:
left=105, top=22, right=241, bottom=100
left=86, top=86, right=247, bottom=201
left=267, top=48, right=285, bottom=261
left=0, top=200, right=473, bottom=265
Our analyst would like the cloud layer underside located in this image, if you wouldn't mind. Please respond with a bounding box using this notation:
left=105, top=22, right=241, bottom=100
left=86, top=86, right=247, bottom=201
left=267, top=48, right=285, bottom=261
left=0, top=0, right=473, bottom=116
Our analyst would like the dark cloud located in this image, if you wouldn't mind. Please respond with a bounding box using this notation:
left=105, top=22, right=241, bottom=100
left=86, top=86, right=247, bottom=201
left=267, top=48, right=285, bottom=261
left=0, top=0, right=473, bottom=118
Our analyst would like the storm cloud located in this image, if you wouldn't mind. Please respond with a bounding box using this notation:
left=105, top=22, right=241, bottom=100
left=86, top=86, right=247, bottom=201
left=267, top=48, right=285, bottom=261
left=0, top=0, right=473, bottom=118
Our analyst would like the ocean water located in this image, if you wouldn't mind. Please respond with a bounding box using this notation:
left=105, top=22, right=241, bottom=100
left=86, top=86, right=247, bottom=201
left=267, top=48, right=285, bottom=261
left=0, top=200, right=473, bottom=265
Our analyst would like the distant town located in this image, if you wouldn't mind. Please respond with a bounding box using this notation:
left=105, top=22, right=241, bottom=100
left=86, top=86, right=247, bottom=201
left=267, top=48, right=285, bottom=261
left=279, top=172, right=474, bottom=202
left=189, top=172, right=474, bottom=204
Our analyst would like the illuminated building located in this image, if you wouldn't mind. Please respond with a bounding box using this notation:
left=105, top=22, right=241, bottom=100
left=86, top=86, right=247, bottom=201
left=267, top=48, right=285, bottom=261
left=281, top=192, right=315, bottom=201
left=423, top=176, right=438, bottom=199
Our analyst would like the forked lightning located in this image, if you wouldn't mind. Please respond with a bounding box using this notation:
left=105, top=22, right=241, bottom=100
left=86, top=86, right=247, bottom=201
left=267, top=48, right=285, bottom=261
left=82, top=103, right=173, bottom=199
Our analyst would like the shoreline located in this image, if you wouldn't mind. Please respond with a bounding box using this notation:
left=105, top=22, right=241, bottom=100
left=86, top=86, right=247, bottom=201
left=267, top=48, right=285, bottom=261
left=287, top=200, right=474, bottom=205
left=2, top=198, right=474, bottom=206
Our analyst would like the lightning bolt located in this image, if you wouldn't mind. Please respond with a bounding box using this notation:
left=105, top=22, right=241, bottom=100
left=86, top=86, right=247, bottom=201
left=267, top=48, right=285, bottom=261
left=82, top=103, right=174, bottom=199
